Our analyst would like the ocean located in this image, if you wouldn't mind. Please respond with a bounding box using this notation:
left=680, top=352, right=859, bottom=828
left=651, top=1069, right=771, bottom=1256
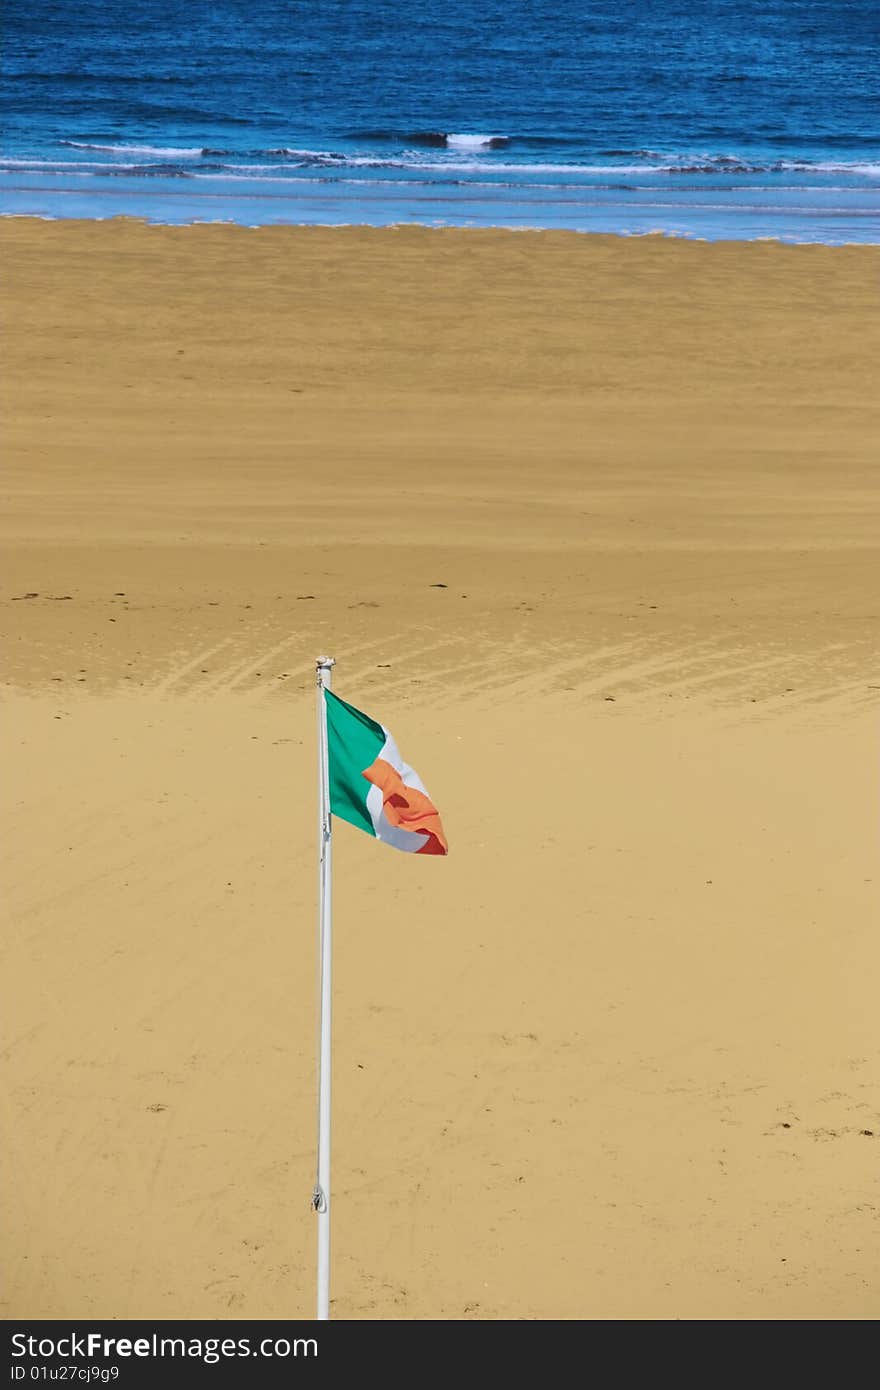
left=2, top=0, right=878, bottom=241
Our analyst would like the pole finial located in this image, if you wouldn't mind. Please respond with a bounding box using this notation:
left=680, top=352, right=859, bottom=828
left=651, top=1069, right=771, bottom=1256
left=316, top=655, right=336, bottom=670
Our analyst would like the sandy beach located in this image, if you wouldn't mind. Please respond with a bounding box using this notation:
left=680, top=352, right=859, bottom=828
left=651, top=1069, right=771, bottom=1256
left=2, top=218, right=878, bottom=1320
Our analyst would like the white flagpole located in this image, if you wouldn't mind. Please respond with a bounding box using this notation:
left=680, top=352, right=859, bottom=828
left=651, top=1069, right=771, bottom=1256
left=313, top=654, right=335, bottom=1320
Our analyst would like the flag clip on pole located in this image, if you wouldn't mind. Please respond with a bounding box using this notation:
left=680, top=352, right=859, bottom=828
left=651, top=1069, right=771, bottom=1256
left=313, top=655, right=335, bottom=1321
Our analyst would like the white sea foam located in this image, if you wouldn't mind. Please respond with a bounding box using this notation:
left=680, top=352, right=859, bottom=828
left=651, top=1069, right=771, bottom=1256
left=409, top=159, right=660, bottom=174
left=780, top=159, right=880, bottom=177
left=269, top=147, right=344, bottom=158
left=220, top=163, right=282, bottom=173
left=0, top=157, right=106, bottom=168
left=445, top=133, right=506, bottom=149
left=62, top=142, right=205, bottom=158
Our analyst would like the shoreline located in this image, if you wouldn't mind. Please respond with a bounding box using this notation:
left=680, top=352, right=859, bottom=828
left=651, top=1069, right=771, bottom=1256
left=5, top=211, right=878, bottom=250
left=2, top=212, right=877, bottom=248
left=4, top=156, right=879, bottom=245
left=5, top=208, right=880, bottom=243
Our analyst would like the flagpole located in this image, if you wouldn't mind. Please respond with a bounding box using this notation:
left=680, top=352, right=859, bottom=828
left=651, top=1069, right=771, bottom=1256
left=313, top=654, right=335, bottom=1320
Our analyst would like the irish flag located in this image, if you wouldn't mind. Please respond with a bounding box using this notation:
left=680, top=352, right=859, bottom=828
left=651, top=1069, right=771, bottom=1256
left=324, top=690, right=448, bottom=855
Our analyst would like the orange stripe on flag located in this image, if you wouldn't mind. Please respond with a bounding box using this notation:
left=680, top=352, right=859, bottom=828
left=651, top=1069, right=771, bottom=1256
left=362, top=757, right=448, bottom=856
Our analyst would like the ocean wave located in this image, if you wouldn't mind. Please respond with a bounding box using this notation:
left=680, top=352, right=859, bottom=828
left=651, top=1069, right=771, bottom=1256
left=446, top=133, right=508, bottom=150
left=343, top=128, right=509, bottom=149
left=0, top=157, right=106, bottom=168
left=61, top=141, right=206, bottom=157
left=5, top=160, right=869, bottom=199
left=781, top=159, right=880, bottom=177
left=5, top=146, right=880, bottom=186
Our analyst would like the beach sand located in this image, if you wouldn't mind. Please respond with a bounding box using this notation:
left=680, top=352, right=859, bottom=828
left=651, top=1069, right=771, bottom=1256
left=2, top=218, right=878, bottom=1320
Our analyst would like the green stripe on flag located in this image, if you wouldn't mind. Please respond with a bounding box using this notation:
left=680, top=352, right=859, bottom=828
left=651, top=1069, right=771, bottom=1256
left=325, top=689, right=385, bottom=836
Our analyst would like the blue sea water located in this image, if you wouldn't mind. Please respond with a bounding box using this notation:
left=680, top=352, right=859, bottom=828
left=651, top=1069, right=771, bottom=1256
left=2, top=0, right=878, bottom=241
